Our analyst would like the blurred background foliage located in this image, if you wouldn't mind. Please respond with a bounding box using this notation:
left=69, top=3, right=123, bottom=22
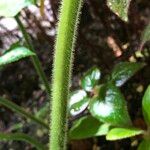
left=0, top=0, right=150, bottom=149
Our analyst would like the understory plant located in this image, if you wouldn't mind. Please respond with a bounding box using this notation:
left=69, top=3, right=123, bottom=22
left=0, top=0, right=83, bottom=149
left=0, top=0, right=150, bottom=150
left=107, top=85, right=150, bottom=150
left=0, top=0, right=50, bottom=149
left=68, top=62, right=150, bottom=149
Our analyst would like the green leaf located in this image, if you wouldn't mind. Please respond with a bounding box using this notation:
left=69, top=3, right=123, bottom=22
left=81, top=67, right=101, bottom=92
left=36, top=102, right=49, bottom=119
left=2, top=41, right=21, bottom=55
left=106, top=127, right=143, bottom=140
left=107, top=0, right=131, bottom=22
left=9, top=123, right=23, bottom=132
left=138, top=139, right=150, bottom=150
left=89, top=83, right=132, bottom=127
left=0, top=0, right=36, bottom=17
left=0, top=132, right=45, bottom=150
left=141, top=24, right=150, bottom=44
left=69, top=90, right=89, bottom=116
left=142, top=85, right=150, bottom=126
left=111, top=62, right=145, bottom=87
left=69, top=116, right=110, bottom=140
left=0, top=97, right=48, bottom=129
left=0, top=46, right=35, bottom=67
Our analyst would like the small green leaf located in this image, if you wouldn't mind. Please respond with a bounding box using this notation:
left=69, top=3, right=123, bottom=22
left=141, top=24, right=150, bottom=44
left=138, top=139, right=150, bottom=150
left=81, top=67, right=101, bottom=92
left=111, top=62, right=145, bottom=87
left=106, top=127, right=143, bottom=140
left=36, top=102, right=49, bottom=119
left=89, top=83, right=132, bottom=126
left=69, top=116, right=110, bottom=140
left=142, top=85, right=150, bottom=126
left=0, top=0, right=36, bottom=17
left=0, top=46, right=35, bottom=67
left=107, top=0, right=131, bottom=22
left=69, top=90, right=89, bottom=116
left=2, top=41, right=21, bottom=55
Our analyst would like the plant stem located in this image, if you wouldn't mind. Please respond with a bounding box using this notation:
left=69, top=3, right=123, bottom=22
left=0, top=133, right=45, bottom=150
left=49, top=0, right=83, bottom=149
left=0, top=97, right=49, bottom=129
left=15, top=15, right=50, bottom=96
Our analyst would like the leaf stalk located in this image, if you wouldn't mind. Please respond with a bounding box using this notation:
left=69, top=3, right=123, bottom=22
left=15, top=15, right=50, bottom=96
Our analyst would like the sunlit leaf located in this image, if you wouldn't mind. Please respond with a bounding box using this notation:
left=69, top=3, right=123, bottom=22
left=142, top=85, right=150, bottom=126
left=69, top=90, right=89, bottom=116
left=138, top=139, right=150, bottom=150
left=106, top=127, right=143, bottom=140
left=107, top=0, right=131, bottom=22
left=141, top=24, right=150, bottom=44
left=2, top=41, right=21, bottom=55
left=0, top=46, right=35, bottom=67
left=81, top=67, right=101, bottom=92
left=0, top=0, right=36, bottom=17
left=69, top=116, right=110, bottom=139
left=89, top=83, right=132, bottom=126
left=111, top=62, right=145, bottom=87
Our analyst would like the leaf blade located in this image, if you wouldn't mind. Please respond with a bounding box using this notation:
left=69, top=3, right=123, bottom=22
left=138, top=139, right=150, bottom=150
left=106, top=128, right=143, bottom=140
left=69, top=116, right=110, bottom=140
left=0, top=0, right=36, bottom=17
left=141, top=24, right=150, bottom=44
left=142, top=85, right=150, bottom=126
left=89, top=83, right=132, bottom=126
left=107, top=0, right=131, bottom=22
left=0, top=46, right=35, bottom=67
left=81, top=67, right=101, bottom=92
left=69, top=90, right=89, bottom=116
left=111, top=62, right=145, bottom=87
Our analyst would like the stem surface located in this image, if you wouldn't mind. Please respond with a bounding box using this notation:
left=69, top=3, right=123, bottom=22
left=15, top=15, right=50, bottom=95
left=49, top=0, right=83, bottom=149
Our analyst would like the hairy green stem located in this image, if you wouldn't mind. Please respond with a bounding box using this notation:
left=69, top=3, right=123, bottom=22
left=15, top=15, right=50, bottom=95
left=0, top=97, right=48, bottom=129
left=49, top=0, right=83, bottom=149
left=0, top=133, right=45, bottom=150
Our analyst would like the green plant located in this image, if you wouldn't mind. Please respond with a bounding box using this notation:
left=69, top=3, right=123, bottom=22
left=67, top=2, right=150, bottom=149
left=0, top=0, right=150, bottom=149
left=106, top=85, right=150, bottom=150
left=0, top=0, right=50, bottom=149
left=49, top=0, right=83, bottom=149
left=0, top=0, right=83, bottom=149
left=68, top=63, right=150, bottom=149
left=107, top=0, right=130, bottom=22
left=0, top=133, right=45, bottom=150
left=69, top=62, right=145, bottom=140
left=0, top=0, right=50, bottom=95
